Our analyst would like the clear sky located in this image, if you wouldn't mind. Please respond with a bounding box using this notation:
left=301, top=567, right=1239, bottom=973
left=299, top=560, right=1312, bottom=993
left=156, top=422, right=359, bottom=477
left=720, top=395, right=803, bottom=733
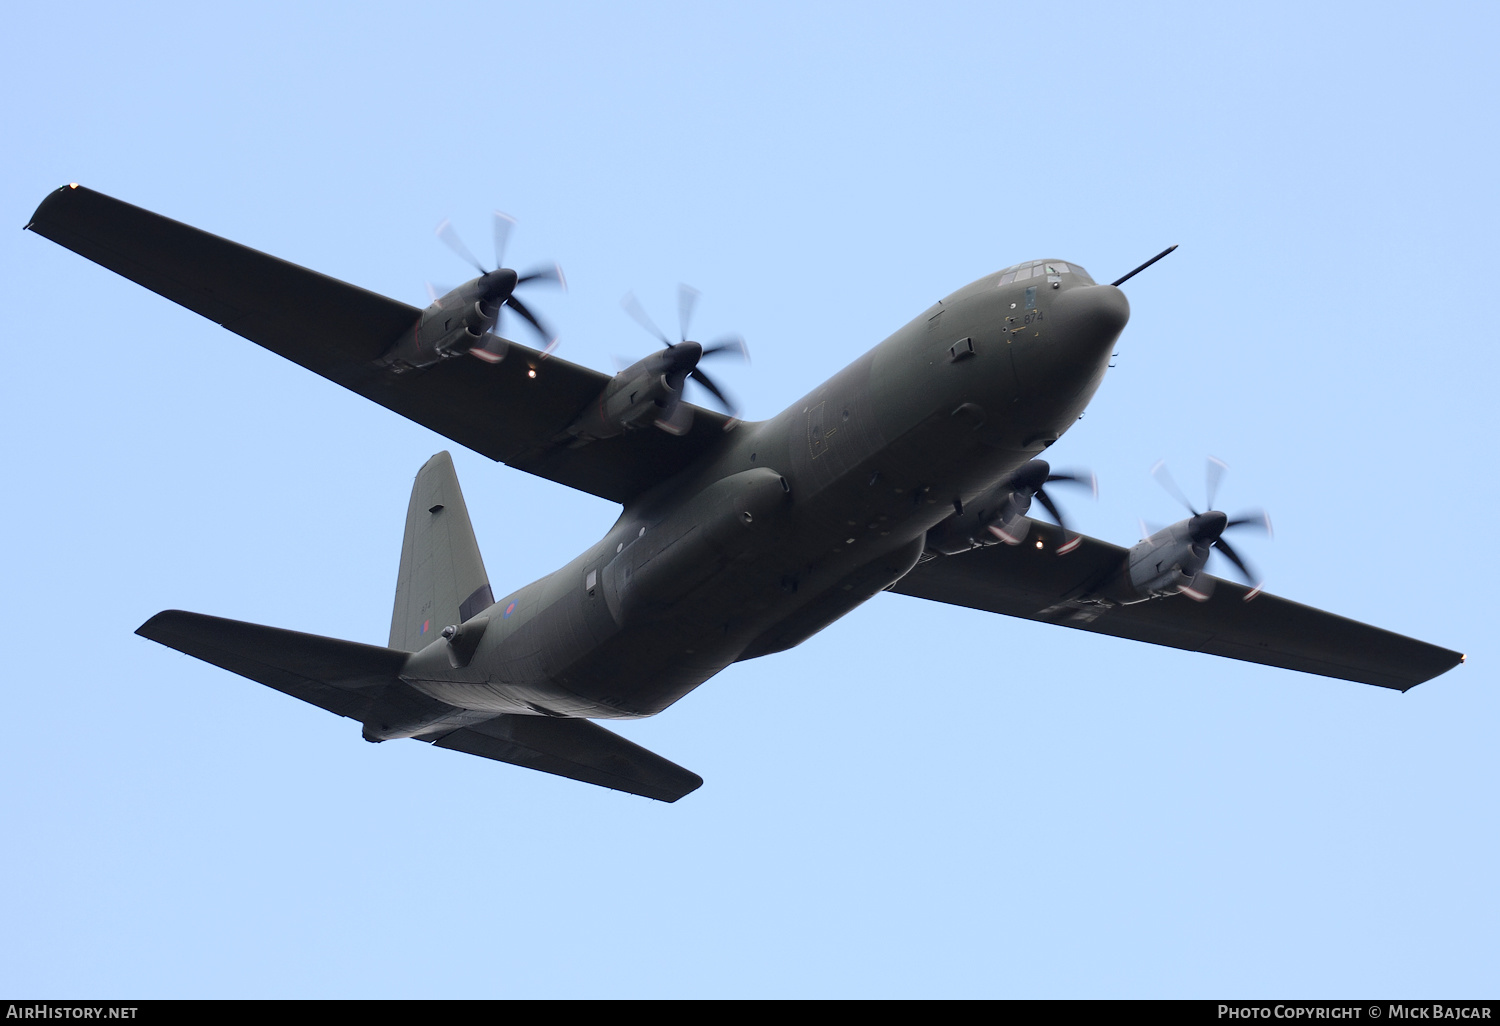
left=3, top=0, right=1495, bottom=999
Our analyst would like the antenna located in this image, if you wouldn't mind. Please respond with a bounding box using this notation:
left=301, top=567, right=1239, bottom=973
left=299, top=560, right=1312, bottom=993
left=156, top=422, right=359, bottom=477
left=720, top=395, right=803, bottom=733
left=1111, top=244, right=1178, bottom=288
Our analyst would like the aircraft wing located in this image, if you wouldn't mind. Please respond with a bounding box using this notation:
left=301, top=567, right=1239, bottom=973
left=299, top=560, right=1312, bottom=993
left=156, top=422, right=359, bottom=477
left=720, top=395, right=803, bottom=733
left=890, top=522, right=1462, bottom=691
left=26, top=184, right=730, bottom=506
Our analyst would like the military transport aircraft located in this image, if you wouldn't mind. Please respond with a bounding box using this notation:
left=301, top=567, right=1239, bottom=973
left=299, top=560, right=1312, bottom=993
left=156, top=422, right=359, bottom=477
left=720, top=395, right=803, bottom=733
left=26, top=184, right=1464, bottom=802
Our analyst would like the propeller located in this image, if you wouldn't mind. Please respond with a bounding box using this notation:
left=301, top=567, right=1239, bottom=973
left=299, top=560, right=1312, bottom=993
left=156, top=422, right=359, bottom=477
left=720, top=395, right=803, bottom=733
left=620, top=284, right=749, bottom=423
left=1151, top=456, right=1273, bottom=599
left=435, top=211, right=565, bottom=360
left=986, top=459, right=1098, bottom=554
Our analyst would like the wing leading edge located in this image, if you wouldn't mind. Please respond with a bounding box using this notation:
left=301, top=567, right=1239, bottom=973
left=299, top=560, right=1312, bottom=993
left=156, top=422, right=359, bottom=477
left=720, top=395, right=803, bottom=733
left=27, top=184, right=730, bottom=505
left=891, top=522, right=1462, bottom=691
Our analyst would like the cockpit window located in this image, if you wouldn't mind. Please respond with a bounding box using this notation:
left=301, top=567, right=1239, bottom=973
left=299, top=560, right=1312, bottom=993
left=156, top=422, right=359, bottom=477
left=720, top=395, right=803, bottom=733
left=998, top=260, right=1093, bottom=286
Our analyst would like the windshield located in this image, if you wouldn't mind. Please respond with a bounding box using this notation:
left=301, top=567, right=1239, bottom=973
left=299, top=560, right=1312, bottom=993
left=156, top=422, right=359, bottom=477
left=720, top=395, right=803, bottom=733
left=997, top=260, right=1093, bottom=286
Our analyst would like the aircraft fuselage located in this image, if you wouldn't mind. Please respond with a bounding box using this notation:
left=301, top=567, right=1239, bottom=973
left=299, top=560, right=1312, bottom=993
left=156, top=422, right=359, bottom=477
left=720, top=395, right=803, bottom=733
left=388, top=265, right=1130, bottom=728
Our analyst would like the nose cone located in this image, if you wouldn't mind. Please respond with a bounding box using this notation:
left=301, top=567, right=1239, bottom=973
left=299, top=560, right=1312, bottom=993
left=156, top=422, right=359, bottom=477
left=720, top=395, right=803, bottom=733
left=1009, top=283, right=1130, bottom=401
left=1050, top=283, right=1130, bottom=362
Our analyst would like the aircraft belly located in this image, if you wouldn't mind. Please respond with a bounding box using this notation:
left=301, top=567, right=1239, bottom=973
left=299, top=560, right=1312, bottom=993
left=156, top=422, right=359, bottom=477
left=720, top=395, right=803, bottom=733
left=406, top=677, right=606, bottom=718
left=398, top=535, right=776, bottom=719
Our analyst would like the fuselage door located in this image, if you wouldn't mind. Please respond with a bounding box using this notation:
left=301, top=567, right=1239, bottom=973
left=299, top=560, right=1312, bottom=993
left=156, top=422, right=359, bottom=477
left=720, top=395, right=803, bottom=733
left=807, top=400, right=828, bottom=459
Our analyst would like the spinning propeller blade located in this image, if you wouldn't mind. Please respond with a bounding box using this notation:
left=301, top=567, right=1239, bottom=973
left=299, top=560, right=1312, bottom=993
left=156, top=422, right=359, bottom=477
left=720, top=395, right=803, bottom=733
left=432, top=212, right=564, bottom=357
left=436, top=219, right=485, bottom=275
left=1151, top=457, right=1271, bottom=599
left=982, top=460, right=1096, bottom=554
left=622, top=286, right=750, bottom=418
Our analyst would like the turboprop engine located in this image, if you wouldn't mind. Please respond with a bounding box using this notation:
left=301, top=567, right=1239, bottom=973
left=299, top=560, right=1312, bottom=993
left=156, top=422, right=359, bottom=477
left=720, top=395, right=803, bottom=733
left=377, top=213, right=563, bottom=373
left=563, top=286, right=748, bottom=442
left=925, top=459, right=1095, bottom=556
left=1114, top=458, right=1271, bottom=603
left=562, top=342, right=707, bottom=442
left=379, top=269, right=520, bottom=372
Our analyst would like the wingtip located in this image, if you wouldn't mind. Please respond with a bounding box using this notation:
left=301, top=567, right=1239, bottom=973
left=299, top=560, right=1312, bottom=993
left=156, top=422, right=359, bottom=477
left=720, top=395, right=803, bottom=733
left=660, top=773, right=706, bottom=802
left=28, top=183, right=84, bottom=232
left=136, top=608, right=185, bottom=639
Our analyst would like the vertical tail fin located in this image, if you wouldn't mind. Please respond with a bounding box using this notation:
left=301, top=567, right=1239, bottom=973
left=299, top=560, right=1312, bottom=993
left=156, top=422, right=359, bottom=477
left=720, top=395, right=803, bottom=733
left=389, top=451, right=493, bottom=652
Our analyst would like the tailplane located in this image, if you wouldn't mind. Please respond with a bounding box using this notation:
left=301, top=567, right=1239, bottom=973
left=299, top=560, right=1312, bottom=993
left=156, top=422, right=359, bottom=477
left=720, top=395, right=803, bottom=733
left=137, top=610, right=703, bottom=800
left=137, top=610, right=407, bottom=723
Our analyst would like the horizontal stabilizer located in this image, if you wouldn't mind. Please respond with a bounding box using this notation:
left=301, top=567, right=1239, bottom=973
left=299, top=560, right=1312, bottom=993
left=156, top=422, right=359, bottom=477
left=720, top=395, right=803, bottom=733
left=424, top=716, right=703, bottom=802
left=137, top=610, right=409, bottom=720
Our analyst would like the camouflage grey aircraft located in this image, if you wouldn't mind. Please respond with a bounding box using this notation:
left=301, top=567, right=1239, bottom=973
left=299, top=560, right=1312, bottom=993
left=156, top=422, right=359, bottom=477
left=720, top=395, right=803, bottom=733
left=27, top=184, right=1463, bottom=802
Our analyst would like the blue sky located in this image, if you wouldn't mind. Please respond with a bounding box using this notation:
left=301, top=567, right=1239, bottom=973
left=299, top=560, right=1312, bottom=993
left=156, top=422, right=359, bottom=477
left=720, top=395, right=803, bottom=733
left=3, top=1, right=1496, bottom=998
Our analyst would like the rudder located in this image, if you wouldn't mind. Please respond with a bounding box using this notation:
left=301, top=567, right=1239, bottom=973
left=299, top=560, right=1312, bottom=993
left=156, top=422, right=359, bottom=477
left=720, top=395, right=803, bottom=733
left=389, top=451, right=493, bottom=651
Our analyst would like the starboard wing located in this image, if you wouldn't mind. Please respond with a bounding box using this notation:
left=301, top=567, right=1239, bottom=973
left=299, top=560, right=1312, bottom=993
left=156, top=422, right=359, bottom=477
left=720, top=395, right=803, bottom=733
left=890, top=522, right=1462, bottom=691
left=27, top=184, right=730, bottom=505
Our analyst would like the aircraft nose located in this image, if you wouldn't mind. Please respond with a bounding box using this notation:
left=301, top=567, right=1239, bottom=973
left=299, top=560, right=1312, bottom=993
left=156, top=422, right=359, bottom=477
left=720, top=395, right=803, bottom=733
left=1008, top=283, right=1129, bottom=400
left=1050, top=283, right=1129, bottom=361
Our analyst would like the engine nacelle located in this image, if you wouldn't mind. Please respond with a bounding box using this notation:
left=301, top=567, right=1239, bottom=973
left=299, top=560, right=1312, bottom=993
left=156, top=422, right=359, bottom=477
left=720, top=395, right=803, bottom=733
left=926, top=459, right=1081, bottom=555
left=564, top=366, right=681, bottom=443
left=1122, top=520, right=1211, bottom=602
left=926, top=476, right=1032, bottom=554
left=377, top=269, right=517, bottom=373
